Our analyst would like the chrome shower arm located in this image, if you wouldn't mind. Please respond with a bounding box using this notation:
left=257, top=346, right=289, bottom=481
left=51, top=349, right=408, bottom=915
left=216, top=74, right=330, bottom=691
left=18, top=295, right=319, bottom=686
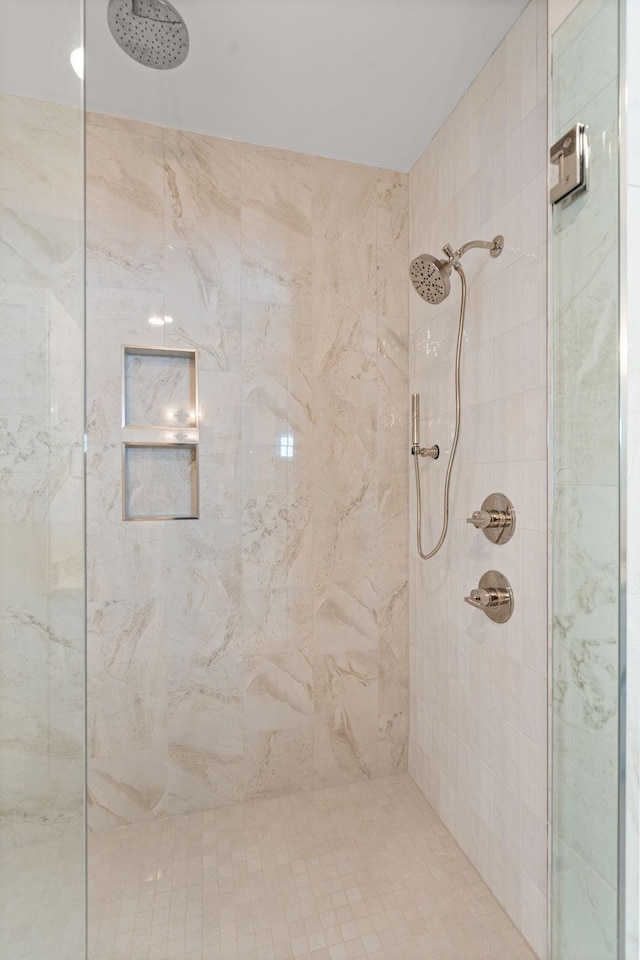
left=443, top=235, right=504, bottom=262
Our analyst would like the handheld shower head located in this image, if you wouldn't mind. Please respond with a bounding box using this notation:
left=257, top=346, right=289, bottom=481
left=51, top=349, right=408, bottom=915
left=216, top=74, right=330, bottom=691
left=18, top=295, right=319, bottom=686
left=412, top=393, right=420, bottom=447
left=409, top=254, right=452, bottom=304
left=410, top=235, right=504, bottom=304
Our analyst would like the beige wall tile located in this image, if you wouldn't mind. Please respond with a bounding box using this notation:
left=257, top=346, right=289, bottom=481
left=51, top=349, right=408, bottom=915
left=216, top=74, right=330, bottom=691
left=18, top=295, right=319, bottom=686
left=85, top=113, right=409, bottom=827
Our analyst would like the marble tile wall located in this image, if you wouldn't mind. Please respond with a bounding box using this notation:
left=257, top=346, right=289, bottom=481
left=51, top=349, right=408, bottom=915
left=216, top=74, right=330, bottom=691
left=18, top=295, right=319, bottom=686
left=407, top=1, right=548, bottom=956
left=85, top=115, right=409, bottom=827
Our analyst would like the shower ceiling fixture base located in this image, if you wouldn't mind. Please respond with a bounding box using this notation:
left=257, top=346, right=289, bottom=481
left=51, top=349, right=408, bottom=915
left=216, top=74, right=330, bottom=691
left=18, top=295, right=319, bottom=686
left=107, top=0, right=189, bottom=70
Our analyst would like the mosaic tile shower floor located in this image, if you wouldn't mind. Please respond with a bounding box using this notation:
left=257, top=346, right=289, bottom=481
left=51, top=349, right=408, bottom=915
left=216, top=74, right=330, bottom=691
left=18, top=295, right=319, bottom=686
left=88, top=775, right=537, bottom=960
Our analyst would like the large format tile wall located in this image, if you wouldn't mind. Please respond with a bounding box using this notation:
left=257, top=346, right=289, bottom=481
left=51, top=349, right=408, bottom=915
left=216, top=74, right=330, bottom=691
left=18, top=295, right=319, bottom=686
left=407, top=1, right=548, bottom=956
left=85, top=113, right=409, bottom=828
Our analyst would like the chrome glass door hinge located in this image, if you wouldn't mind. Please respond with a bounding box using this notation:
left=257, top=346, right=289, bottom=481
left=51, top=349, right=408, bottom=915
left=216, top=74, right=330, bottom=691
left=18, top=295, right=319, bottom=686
left=550, top=123, right=588, bottom=206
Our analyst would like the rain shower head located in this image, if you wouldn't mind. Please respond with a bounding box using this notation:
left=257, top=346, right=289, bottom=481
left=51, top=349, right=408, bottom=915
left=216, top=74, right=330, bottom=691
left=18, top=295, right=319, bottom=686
left=409, top=254, right=452, bottom=305
left=107, top=0, right=190, bottom=70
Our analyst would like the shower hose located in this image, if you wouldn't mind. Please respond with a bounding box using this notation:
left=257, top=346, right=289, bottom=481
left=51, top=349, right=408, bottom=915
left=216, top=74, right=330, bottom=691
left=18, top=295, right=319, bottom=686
left=414, top=262, right=467, bottom=560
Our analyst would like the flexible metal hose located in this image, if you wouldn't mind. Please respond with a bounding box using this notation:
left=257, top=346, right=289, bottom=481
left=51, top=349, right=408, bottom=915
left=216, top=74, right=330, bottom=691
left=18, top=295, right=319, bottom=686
left=414, top=263, right=467, bottom=560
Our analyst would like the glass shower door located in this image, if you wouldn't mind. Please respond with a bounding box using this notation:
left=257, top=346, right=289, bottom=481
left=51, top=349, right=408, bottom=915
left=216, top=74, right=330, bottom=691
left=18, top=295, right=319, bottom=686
left=0, top=1, right=86, bottom=957
left=550, top=0, right=621, bottom=956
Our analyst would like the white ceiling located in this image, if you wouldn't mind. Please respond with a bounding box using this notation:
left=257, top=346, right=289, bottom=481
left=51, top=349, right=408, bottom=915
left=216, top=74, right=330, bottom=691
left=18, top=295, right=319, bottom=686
left=1, top=0, right=531, bottom=172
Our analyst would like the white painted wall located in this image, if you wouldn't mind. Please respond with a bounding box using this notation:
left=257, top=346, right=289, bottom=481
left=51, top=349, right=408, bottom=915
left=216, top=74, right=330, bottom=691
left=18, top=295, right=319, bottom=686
left=1, top=0, right=530, bottom=172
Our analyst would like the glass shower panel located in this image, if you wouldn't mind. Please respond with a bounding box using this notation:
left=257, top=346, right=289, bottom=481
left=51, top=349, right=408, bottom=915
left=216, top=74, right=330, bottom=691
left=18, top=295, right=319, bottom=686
left=0, top=1, right=86, bottom=957
left=550, top=0, right=620, bottom=956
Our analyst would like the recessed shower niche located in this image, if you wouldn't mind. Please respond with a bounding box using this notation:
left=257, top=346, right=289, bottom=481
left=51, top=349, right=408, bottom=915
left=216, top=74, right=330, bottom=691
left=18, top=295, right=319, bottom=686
left=121, top=345, right=199, bottom=520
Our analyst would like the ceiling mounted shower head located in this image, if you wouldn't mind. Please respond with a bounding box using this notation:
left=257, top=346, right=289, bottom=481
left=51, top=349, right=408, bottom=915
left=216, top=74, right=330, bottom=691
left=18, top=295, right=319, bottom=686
left=409, top=254, right=452, bottom=305
left=107, top=0, right=189, bottom=70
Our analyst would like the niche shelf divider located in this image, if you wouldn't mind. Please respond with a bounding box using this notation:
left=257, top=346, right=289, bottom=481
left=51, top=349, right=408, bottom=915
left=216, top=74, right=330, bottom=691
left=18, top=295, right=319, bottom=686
left=121, top=345, right=199, bottom=521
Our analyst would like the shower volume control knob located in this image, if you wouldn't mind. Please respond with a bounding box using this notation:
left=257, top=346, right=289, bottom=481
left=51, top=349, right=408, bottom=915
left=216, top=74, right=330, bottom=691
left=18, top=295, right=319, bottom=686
left=467, top=587, right=500, bottom=608
left=464, top=571, right=514, bottom=624
left=467, top=510, right=494, bottom=529
left=466, top=493, right=515, bottom=544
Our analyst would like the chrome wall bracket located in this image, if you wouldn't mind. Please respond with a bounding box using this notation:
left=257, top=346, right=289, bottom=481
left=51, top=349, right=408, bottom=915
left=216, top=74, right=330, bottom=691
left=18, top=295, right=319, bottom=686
left=411, top=393, right=439, bottom=459
left=550, top=123, right=588, bottom=207
left=412, top=443, right=439, bottom=459
left=466, top=492, right=515, bottom=544
left=464, top=570, right=514, bottom=624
